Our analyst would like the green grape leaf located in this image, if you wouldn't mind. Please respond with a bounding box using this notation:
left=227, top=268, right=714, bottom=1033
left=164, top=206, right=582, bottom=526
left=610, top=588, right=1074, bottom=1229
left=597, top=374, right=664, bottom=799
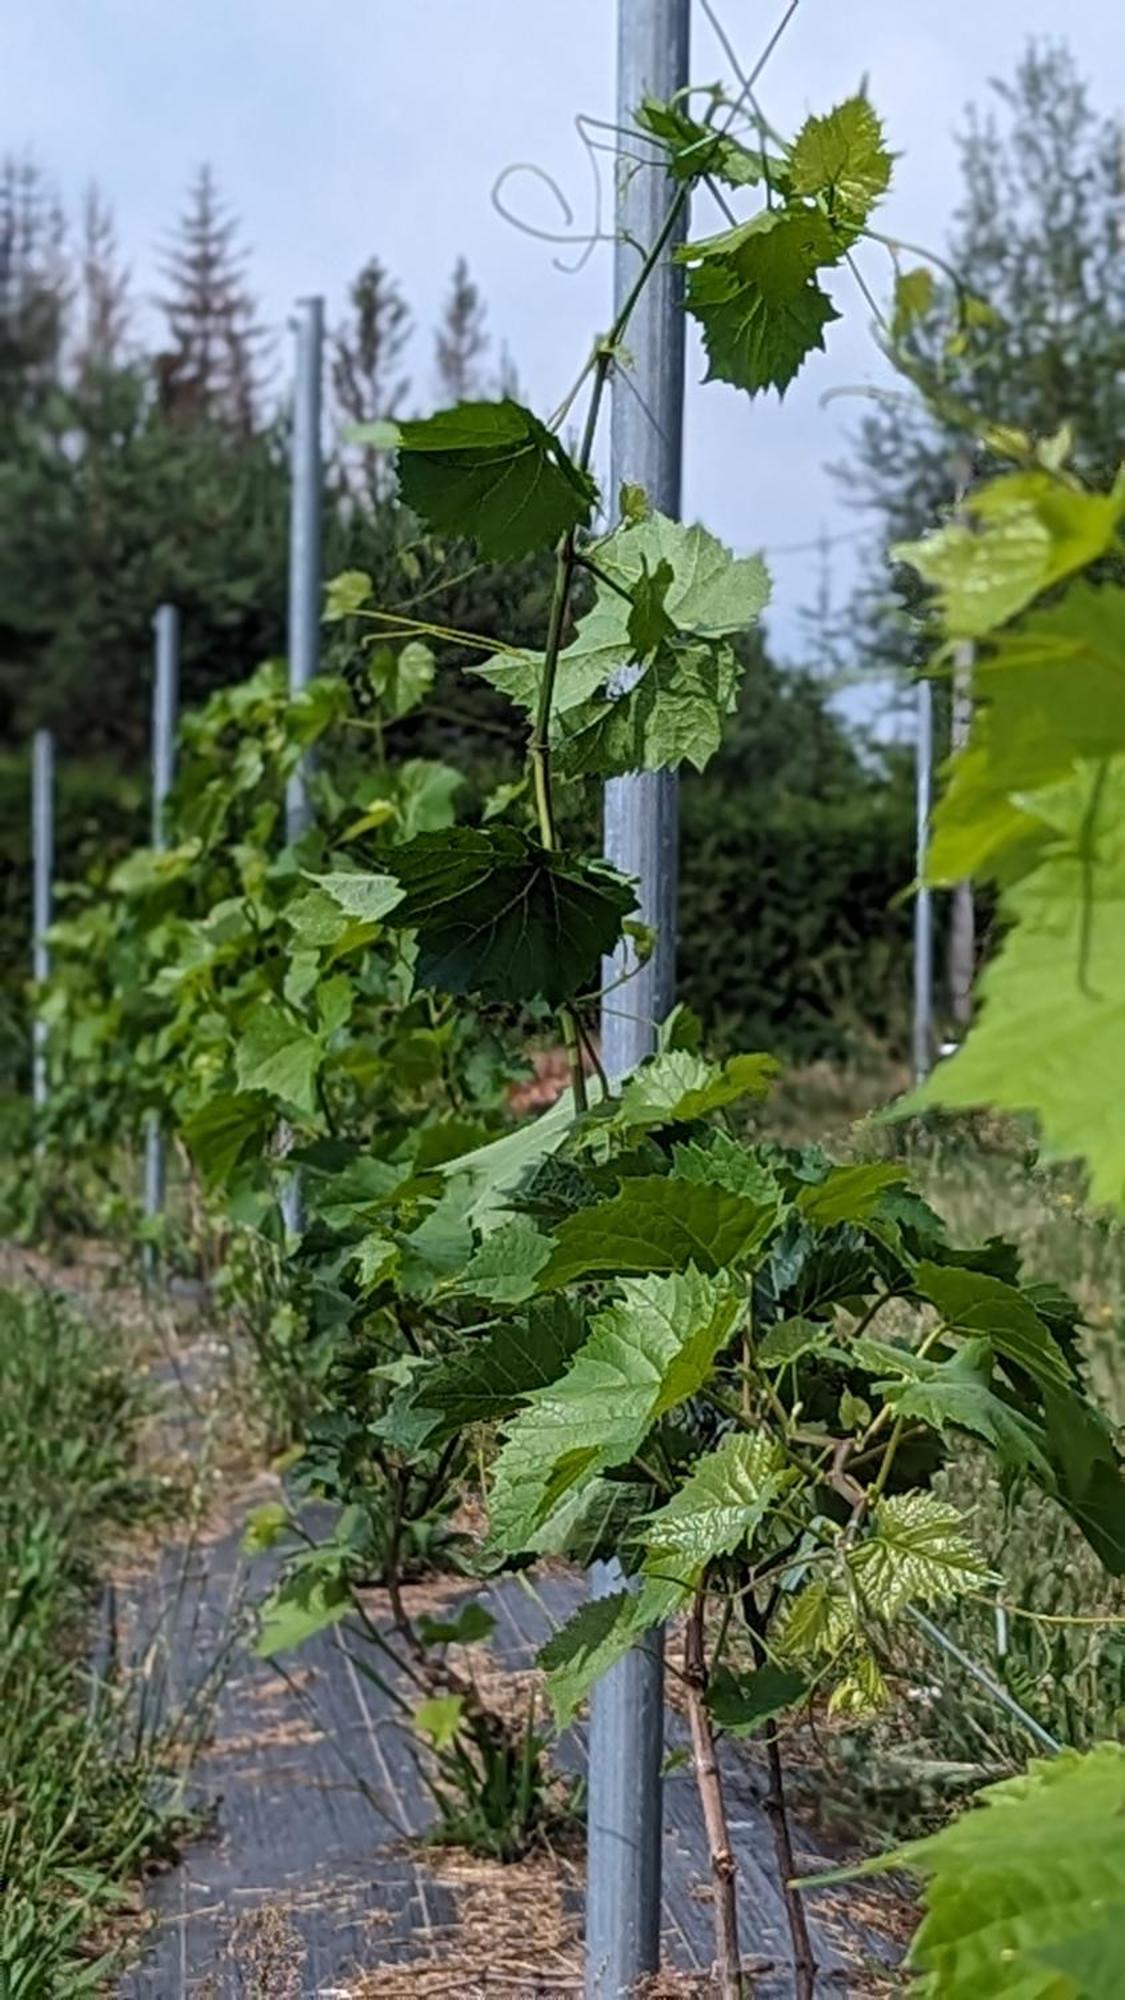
left=635, top=97, right=784, bottom=189
left=403, top=1298, right=588, bottom=1443
left=449, top=1216, right=555, bottom=1303
left=789, top=98, right=892, bottom=221
left=913, top=762, right=1125, bottom=1207
left=895, top=470, right=1125, bottom=639
left=304, top=870, right=405, bottom=924
left=912, top=1260, right=1073, bottom=1390
left=182, top=1091, right=273, bottom=1189
left=775, top=1572, right=857, bottom=1664
left=757, top=1317, right=836, bottom=1367
left=367, top=638, right=435, bottom=719
left=474, top=513, right=769, bottom=776
left=381, top=826, right=635, bottom=1006
left=822, top=1745, right=1125, bottom=2000
left=627, top=556, right=676, bottom=658
left=706, top=1664, right=807, bottom=1737
left=385, top=399, right=598, bottom=559
left=671, top=1130, right=783, bottom=1205
left=436, top=1093, right=578, bottom=1233
left=539, top=1176, right=777, bottom=1287
left=681, top=207, right=843, bottom=397
left=323, top=568, right=373, bottom=619
left=416, top=1602, right=496, bottom=1648
left=235, top=1006, right=324, bottom=1118
left=641, top=1431, right=798, bottom=1568
left=538, top=1567, right=691, bottom=1727
left=255, top=1569, right=351, bottom=1657
left=878, top=1341, right=1055, bottom=1479
left=610, top=1050, right=778, bottom=1129
left=796, top=1162, right=908, bottom=1227
left=556, top=638, right=745, bottom=775
left=850, top=1492, right=994, bottom=1618
left=892, top=265, right=936, bottom=341
left=926, top=584, right=1125, bottom=887
left=1042, top=1386, right=1125, bottom=1576
left=414, top=1693, right=465, bottom=1748
left=488, top=1268, right=741, bottom=1551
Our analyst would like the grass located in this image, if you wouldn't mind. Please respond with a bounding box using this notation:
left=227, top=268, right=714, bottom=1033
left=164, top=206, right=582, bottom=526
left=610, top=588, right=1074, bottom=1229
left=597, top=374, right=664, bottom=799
left=0, top=1283, right=200, bottom=1995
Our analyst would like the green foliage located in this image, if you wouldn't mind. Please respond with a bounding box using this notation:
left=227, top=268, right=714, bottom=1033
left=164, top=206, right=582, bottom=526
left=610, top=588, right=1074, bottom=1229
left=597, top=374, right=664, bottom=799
left=476, top=512, right=769, bottom=777
left=830, top=1745, right=1125, bottom=1997
left=378, top=399, right=599, bottom=559
left=900, top=460, right=1125, bottom=1208
left=381, top=825, right=635, bottom=1005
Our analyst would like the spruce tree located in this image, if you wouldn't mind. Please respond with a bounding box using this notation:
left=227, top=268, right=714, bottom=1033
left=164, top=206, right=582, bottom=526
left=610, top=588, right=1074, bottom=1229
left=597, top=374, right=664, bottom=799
left=77, top=184, right=131, bottom=376
left=434, top=255, right=488, bottom=403
left=0, top=155, right=69, bottom=422
left=332, top=256, right=412, bottom=495
left=156, top=165, right=267, bottom=433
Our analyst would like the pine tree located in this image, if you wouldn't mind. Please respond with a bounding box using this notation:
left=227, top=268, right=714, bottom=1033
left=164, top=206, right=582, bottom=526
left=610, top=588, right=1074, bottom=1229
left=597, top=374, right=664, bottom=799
left=332, top=256, right=412, bottom=495
left=0, top=155, right=69, bottom=421
left=156, top=165, right=267, bottom=433
left=435, top=255, right=488, bottom=403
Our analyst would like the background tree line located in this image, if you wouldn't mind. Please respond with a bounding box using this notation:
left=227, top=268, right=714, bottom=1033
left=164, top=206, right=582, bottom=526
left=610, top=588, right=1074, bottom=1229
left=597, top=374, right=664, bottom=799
left=1, top=40, right=1118, bottom=1073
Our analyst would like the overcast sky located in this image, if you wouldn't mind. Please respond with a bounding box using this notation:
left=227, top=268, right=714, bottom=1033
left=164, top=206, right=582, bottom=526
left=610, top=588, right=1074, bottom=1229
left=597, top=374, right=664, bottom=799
left=4, top=2, right=1120, bottom=684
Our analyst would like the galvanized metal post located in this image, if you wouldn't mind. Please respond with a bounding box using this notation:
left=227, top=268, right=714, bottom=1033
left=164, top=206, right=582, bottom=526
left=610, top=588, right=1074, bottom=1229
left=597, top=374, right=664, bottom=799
left=587, top=5, right=689, bottom=1993
left=913, top=676, right=934, bottom=1084
left=282, top=298, right=324, bottom=1236
left=31, top=729, right=54, bottom=1118
left=144, top=605, right=180, bottom=1260
left=285, top=297, right=324, bottom=844
left=947, top=641, right=975, bottom=1034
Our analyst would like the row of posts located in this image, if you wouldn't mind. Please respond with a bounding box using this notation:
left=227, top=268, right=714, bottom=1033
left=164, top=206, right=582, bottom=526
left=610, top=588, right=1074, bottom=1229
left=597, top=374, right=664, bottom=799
left=24, top=5, right=963, bottom=1982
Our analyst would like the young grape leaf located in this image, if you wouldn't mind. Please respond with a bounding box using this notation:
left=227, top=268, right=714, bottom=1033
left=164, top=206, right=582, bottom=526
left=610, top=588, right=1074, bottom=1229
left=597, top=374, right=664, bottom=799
left=789, top=98, right=892, bottom=223
left=895, top=470, right=1125, bottom=639
left=447, top=1215, right=555, bottom=1304
left=635, top=96, right=784, bottom=189
left=641, top=1431, right=798, bottom=1568
left=381, top=826, right=635, bottom=1006
left=609, top=1050, right=778, bottom=1129
left=706, top=1664, right=807, bottom=1737
left=538, top=1566, right=692, bottom=1727
left=539, top=1176, right=777, bottom=1287
left=850, top=1492, right=994, bottom=1618
left=680, top=208, right=843, bottom=397
left=382, top=399, right=598, bottom=559
left=474, top=513, right=769, bottom=776
left=304, top=870, right=406, bottom=924
left=671, top=1130, right=783, bottom=1205
left=235, top=1006, right=324, bottom=1118
left=821, top=1745, right=1125, bottom=2000
left=488, top=1268, right=742, bottom=1551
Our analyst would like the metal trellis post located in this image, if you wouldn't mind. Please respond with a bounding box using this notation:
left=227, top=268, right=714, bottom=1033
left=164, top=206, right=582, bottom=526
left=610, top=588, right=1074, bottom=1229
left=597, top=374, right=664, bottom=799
left=285, top=296, right=324, bottom=844
left=143, top=605, right=180, bottom=1269
left=282, top=297, right=324, bottom=1236
left=31, top=728, right=55, bottom=1120
left=587, top=4, right=689, bottom=1993
left=913, top=675, right=934, bottom=1084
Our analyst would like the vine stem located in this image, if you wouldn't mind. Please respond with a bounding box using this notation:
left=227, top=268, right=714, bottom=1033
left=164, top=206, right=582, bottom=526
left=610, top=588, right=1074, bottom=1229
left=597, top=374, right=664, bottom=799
left=684, top=1590, right=743, bottom=1998
left=529, top=189, right=688, bottom=1111
left=762, top=1728, right=816, bottom=2000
